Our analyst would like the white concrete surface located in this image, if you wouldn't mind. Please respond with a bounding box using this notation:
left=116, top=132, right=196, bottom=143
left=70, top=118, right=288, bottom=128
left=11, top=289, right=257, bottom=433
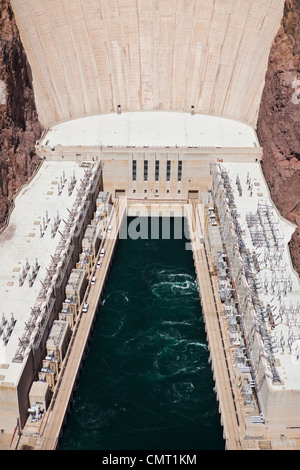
left=0, top=161, right=89, bottom=384
left=41, top=112, right=259, bottom=148
left=11, top=0, right=285, bottom=128
left=221, top=162, right=300, bottom=391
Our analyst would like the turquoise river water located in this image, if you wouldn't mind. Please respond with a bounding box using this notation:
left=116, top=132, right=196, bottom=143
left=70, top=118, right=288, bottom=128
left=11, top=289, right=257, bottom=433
left=59, top=217, right=225, bottom=450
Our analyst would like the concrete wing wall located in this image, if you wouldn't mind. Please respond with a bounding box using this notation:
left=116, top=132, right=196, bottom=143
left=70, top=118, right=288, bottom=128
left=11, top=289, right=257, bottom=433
left=11, top=0, right=284, bottom=128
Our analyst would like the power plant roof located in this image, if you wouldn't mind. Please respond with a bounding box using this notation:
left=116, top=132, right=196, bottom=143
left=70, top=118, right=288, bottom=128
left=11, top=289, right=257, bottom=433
left=215, top=161, right=300, bottom=391
left=0, top=161, right=90, bottom=384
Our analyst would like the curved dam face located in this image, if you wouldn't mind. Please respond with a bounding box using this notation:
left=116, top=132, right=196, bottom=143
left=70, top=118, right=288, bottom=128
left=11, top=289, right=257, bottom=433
left=10, top=0, right=284, bottom=129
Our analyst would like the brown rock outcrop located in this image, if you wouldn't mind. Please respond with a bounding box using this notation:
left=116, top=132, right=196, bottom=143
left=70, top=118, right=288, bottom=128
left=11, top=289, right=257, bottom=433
left=0, top=0, right=42, bottom=226
left=257, top=0, right=300, bottom=276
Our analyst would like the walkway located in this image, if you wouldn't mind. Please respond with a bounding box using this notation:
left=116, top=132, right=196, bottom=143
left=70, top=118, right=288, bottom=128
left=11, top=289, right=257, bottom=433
left=186, top=200, right=242, bottom=450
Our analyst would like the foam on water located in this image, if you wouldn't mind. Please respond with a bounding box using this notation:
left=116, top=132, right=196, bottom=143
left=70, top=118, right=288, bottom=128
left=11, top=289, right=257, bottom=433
left=147, top=266, right=199, bottom=303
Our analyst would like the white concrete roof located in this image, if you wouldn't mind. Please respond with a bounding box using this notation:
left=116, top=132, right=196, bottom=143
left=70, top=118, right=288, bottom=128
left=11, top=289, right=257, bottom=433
left=0, top=161, right=93, bottom=384
left=221, top=162, right=300, bottom=391
left=41, top=112, right=259, bottom=148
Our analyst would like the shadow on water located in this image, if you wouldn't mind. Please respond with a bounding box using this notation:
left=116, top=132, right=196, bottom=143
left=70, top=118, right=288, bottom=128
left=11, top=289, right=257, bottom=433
left=59, top=217, right=225, bottom=450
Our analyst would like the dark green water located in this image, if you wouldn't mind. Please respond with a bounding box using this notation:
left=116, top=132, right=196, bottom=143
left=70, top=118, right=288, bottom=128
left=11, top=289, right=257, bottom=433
left=60, top=218, right=225, bottom=450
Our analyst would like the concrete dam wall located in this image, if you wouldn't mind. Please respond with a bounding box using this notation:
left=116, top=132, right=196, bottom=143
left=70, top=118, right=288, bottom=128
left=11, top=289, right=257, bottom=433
left=11, top=0, right=284, bottom=129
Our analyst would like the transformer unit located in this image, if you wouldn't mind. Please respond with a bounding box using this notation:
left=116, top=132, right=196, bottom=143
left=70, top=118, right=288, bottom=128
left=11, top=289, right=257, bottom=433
left=38, top=367, right=55, bottom=390
left=46, top=320, right=71, bottom=366
left=42, top=352, right=59, bottom=376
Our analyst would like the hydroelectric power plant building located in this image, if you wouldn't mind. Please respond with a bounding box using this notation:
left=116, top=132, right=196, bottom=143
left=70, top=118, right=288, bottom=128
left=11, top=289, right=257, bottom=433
left=1, top=0, right=299, bottom=450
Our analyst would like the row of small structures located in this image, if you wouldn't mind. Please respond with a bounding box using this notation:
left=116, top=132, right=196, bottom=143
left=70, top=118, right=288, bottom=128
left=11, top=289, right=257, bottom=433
left=209, top=161, right=300, bottom=443
left=22, top=174, right=113, bottom=426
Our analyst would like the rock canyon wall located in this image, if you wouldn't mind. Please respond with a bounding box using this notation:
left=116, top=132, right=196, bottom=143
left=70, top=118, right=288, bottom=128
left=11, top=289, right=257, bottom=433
left=0, top=0, right=42, bottom=226
left=257, top=0, right=300, bottom=275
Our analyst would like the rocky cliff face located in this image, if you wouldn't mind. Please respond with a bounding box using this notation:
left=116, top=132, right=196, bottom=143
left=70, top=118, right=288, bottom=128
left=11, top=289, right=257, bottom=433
left=257, top=0, right=300, bottom=275
left=0, top=0, right=42, bottom=226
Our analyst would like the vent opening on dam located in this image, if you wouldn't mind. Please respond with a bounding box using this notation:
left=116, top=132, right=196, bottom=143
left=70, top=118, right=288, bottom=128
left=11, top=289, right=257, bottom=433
left=59, top=217, right=225, bottom=450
